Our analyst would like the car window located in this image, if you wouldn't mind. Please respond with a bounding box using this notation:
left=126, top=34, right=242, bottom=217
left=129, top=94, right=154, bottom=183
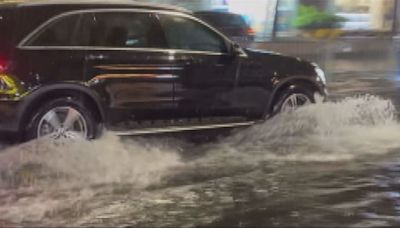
left=77, top=12, right=166, bottom=48
left=158, top=14, right=228, bottom=53
left=28, top=14, right=80, bottom=46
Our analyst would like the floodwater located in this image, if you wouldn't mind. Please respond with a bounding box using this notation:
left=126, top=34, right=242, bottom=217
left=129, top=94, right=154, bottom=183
left=2, top=92, right=400, bottom=227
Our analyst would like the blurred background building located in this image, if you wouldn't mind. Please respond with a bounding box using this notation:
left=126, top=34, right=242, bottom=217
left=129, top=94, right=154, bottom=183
left=147, top=0, right=399, bottom=41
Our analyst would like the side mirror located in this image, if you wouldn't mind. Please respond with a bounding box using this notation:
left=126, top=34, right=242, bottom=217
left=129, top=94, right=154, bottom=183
left=231, top=42, right=244, bottom=56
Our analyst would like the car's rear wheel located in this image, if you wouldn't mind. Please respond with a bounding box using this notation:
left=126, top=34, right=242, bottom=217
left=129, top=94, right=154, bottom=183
left=27, top=97, right=97, bottom=141
left=274, top=86, right=315, bottom=114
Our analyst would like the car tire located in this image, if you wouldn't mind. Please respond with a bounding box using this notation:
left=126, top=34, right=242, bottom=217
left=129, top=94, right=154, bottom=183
left=273, top=85, right=316, bottom=115
left=26, top=97, right=98, bottom=141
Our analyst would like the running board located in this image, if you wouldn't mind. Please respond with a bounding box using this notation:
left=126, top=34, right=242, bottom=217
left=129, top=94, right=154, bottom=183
left=111, top=121, right=256, bottom=136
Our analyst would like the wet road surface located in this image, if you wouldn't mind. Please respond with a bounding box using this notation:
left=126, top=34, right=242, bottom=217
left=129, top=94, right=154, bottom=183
left=1, top=70, right=400, bottom=227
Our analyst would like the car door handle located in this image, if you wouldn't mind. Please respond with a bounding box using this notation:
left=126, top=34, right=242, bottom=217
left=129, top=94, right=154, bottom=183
left=86, top=54, right=108, bottom=61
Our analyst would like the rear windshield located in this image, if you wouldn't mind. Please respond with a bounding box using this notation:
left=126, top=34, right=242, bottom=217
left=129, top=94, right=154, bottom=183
left=0, top=5, right=16, bottom=55
left=196, top=13, right=248, bottom=28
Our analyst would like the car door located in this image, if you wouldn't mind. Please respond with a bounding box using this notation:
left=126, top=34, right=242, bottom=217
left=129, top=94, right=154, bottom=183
left=157, top=13, right=244, bottom=119
left=16, top=12, right=87, bottom=85
left=80, top=10, right=181, bottom=129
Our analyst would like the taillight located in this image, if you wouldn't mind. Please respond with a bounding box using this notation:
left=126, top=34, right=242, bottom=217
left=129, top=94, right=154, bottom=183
left=0, top=58, right=6, bottom=72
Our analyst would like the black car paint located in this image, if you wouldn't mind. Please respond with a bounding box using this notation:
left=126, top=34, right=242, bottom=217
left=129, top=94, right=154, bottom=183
left=0, top=1, right=326, bottom=136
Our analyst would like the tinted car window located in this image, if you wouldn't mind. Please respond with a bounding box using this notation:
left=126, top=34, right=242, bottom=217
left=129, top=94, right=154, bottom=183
left=78, top=12, right=166, bottom=48
left=158, top=14, right=227, bottom=53
left=28, top=14, right=80, bottom=46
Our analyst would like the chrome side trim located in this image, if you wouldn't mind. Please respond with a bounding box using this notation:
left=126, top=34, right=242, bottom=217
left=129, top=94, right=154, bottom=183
left=18, top=8, right=233, bottom=53
left=94, top=65, right=184, bottom=71
left=18, top=46, right=230, bottom=56
left=112, top=121, right=255, bottom=136
left=115, top=97, right=175, bottom=103
left=89, top=73, right=178, bottom=82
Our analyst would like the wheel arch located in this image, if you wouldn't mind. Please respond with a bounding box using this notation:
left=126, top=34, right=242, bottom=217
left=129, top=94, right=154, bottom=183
left=265, top=76, right=323, bottom=116
left=19, top=83, right=106, bottom=134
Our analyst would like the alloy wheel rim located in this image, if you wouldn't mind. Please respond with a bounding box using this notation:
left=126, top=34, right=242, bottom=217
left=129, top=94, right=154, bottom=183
left=37, top=106, right=88, bottom=140
left=281, top=93, right=311, bottom=112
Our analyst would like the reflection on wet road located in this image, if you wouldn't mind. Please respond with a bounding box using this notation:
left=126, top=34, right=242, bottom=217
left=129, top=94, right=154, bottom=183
left=2, top=72, right=400, bottom=227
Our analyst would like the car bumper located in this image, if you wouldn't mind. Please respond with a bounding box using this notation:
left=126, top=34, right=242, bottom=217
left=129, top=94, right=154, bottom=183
left=0, top=99, right=25, bottom=134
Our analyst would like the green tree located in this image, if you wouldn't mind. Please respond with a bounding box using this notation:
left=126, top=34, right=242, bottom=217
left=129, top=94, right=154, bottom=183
left=292, top=5, right=346, bottom=29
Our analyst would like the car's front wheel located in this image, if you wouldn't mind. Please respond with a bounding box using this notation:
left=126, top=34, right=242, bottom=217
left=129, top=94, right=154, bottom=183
left=274, top=86, right=315, bottom=114
left=26, top=97, right=98, bottom=141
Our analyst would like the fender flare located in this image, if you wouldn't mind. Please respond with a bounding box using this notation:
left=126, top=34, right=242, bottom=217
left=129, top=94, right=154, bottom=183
left=18, top=82, right=106, bottom=131
left=265, top=76, right=324, bottom=116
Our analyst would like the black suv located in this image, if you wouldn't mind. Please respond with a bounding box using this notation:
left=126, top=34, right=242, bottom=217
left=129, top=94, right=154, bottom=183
left=0, top=0, right=327, bottom=141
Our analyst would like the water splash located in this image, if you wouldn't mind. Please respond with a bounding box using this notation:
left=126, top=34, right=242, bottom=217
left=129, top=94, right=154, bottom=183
left=0, top=133, right=183, bottom=189
left=1, top=95, right=400, bottom=225
left=197, top=95, right=400, bottom=163
left=0, top=95, right=399, bottom=188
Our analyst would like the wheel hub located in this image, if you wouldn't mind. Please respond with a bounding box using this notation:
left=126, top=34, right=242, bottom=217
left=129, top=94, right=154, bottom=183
left=281, top=93, right=311, bottom=112
left=37, top=106, right=88, bottom=140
